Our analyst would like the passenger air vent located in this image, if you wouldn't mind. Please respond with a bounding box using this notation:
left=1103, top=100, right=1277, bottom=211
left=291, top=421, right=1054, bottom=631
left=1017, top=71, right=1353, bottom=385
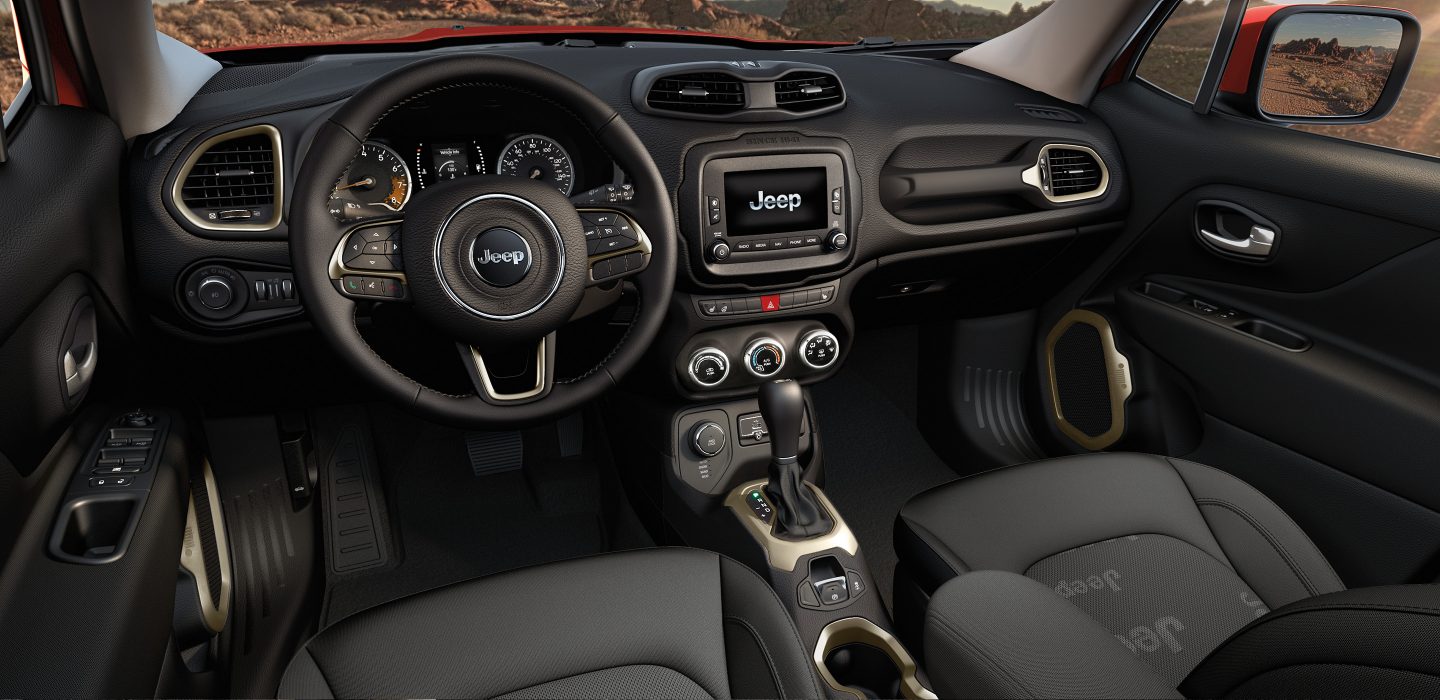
left=646, top=72, right=745, bottom=115
left=1017, top=104, right=1081, bottom=123
left=1022, top=144, right=1109, bottom=204
left=774, top=72, right=844, bottom=112
left=172, top=125, right=283, bottom=232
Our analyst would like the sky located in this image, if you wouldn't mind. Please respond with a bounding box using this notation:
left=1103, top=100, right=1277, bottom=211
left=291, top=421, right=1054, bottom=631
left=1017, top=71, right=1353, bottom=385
left=1272, top=12, right=1404, bottom=48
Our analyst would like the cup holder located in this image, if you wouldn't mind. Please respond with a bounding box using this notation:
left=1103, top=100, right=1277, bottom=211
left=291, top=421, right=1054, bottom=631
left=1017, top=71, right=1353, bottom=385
left=814, top=618, right=936, bottom=700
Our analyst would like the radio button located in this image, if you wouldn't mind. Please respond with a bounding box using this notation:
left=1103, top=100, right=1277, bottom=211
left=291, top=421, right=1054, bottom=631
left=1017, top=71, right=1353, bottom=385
left=786, top=237, right=805, bottom=248
left=803, top=235, right=822, bottom=246
left=770, top=238, right=789, bottom=250
left=753, top=240, right=771, bottom=251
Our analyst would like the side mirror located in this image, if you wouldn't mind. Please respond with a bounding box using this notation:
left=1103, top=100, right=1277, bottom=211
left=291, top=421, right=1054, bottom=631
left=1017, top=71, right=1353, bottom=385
left=1219, top=4, right=1420, bottom=124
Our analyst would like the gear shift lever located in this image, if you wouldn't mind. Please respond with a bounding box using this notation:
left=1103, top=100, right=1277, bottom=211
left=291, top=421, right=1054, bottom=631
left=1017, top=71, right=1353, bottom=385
left=759, top=379, right=832, bottom=539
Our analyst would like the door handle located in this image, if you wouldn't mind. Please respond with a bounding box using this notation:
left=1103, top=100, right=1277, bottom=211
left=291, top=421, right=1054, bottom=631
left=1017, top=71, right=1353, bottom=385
left=63, top=341, right=97, bottom=398
left=1199, top=224, right=1276, bottom=257
left=1194, top=200, right=1280, bottom=261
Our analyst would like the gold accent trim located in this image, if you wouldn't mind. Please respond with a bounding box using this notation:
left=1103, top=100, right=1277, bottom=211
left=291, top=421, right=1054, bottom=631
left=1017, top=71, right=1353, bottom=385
left=467, top=333, right=552, bottom=402
left=179, top=459, right=232, bottom=634
left=724, top=480, right=858, bottom=572
left=1020, top=143, right=1111, bottom=204
left=814, top=617, right=938, bottom=700
left=171, top=124, right=284, bottom=232
left=1045, top=309, right=1132, bottom=451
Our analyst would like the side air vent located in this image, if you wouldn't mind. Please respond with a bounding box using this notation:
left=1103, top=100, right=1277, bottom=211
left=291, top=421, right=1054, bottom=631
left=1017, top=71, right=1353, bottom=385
left=172, top=124, right=283, bottom=232
left=646, top=72, right=745, bottom=115
left=1022, top=144, right=1109, bottom=204
left=774, top=72, right=844, bottom=112
left=1017, top=104, right=1081, bottom=123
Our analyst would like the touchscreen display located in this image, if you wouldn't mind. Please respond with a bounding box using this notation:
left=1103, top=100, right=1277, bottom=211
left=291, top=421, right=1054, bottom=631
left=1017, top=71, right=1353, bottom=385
left=723, top=167, right=827, bottom=237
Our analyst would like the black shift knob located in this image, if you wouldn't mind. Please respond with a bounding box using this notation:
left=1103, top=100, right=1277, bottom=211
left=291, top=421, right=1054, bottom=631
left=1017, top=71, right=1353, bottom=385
left=759, top=379, right=804, bottom=460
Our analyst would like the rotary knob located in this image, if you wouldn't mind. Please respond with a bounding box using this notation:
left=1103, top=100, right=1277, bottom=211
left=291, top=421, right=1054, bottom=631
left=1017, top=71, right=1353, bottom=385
left=197, top=275, right=235, bottom=310
left=798, top=329, right=841, bottom=369
left=691, top=421, right=727, bottom=458
left=744, top=337, right=786, bottom=378
left=709, top=240, right=732, bottom=262
left=687, top=347, right=730, bottom=388
left=825, top=229, right=849, bottom=251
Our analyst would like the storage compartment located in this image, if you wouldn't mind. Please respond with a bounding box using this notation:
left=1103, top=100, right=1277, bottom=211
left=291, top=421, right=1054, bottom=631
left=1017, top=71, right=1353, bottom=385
left=1137, top=280, right=1189, bottom=304
left=1236, top=319, right=1310, bottom=351
left=50, top=493, right=145, bottom=564
left=814, top=618, right=936, bottom=699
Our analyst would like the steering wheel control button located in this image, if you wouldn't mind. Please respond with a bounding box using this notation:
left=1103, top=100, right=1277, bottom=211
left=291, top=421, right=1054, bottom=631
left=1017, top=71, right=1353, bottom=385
left=469, top=227, right=533, bottom=288
left=341, top=275, right=404, bottom=300
left=690, top=422, right=727, bottom=458
left=745, top=338, right=786, bottom=378
left=688, top=347, right=730, bottom=388
left=799, top=329, right=840, bottom=369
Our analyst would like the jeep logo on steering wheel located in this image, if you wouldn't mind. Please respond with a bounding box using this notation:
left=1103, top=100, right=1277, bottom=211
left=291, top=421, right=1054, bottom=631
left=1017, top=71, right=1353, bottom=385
left=468, top=227, right=533, bottom=288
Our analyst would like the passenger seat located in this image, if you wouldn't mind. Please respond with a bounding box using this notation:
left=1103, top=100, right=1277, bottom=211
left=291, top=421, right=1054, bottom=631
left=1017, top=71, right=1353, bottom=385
left=893, top=453, right=1440, bottom=698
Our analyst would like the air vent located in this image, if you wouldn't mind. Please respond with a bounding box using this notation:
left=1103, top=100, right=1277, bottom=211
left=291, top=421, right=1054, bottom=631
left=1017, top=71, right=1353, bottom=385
left=172, top=125, right=283, bottom=231
left=1018, top=104, right=1081, bottom=123
left=646, top=72, right=745, bottom=115
left=1022, top=144, right=1109, bottom=204
left=775, top=72, right=844, bottom=112
left=1047, top=148, right=1103, bottom=196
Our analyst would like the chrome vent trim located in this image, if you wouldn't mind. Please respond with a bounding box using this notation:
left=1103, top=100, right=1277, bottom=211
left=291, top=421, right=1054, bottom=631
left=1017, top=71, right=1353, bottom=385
left=1021, top=144, right=1109, bottom=204
left=171, top=124, right=283, bottom=232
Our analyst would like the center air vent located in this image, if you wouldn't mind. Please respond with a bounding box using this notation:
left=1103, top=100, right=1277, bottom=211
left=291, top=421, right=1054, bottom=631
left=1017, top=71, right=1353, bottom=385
left=775, top=72, right=844, bottom=112
left=1022, top=144, right=1109, bottom=204
left=633, top=61, right=846, bottom=121
left=172, top=124, right=283, bottom=232
left=646, top=72, right=745, bottom=115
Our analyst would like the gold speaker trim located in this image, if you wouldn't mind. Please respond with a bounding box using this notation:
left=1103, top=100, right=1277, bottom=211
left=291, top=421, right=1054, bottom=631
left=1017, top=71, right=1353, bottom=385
left=179, top=459, right=232, bottom=634
left=813, top=617, right=939, bottom=700
left=1045, top=309, right=1132, bottom=451
left=725, top=480, right=859, bottom=572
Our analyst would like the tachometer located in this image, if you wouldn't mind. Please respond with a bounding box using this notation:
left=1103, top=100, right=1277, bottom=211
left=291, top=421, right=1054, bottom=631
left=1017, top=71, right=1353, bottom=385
left=496, top=134, right=574, bottom=195
left=328, top=141, right=412, bottom=220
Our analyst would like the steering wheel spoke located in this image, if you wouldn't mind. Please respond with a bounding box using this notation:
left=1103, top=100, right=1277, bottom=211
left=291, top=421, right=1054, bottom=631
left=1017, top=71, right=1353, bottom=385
left=580, top=208, right=652, bottom=287
left=329, top=217, right=411, bottom=302
left=460, top=333, right=556, bottom=404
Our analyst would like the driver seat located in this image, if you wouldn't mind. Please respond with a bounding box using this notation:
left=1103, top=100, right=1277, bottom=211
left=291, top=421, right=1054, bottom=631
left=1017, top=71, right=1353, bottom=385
left=277, top=548, right=823, bottom=699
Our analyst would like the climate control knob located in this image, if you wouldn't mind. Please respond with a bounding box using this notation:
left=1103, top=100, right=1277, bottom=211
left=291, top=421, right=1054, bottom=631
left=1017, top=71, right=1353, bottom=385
left=197, top=275, right=235, bottom=310
left=798, top=329, right=841, bottom=369
left=687, top=347, right=730, bottom=388
left=744, top=337, right=786, bottom=378
left=691, top=421, right=727, bottom=458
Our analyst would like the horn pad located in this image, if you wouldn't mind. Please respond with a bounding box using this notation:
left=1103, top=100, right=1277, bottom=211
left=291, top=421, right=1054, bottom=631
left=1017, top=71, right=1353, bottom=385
left=399, top=176, right=588, bottom=349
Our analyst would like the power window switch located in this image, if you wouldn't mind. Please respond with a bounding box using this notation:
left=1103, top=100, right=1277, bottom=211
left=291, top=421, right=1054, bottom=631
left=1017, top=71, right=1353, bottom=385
left=92, top=466, right=141, bottom=475
left=89, top=476, right=134, bottom=488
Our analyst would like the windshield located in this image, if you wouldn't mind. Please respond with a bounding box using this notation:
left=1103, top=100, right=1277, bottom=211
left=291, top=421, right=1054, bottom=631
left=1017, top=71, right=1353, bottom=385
left=152, top=0, right=1052, bottom=52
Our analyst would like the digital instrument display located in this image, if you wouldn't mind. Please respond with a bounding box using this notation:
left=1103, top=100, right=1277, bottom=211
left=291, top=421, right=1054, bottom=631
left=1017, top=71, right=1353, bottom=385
left=722, top=167, right=828, bottom=237
left=430, top=143, right=471, bottom=181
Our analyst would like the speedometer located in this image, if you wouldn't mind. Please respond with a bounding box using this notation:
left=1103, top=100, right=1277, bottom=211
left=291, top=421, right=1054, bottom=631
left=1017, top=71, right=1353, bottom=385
left=496, top=135, right=574, bottom=195
left=328, top=141, right=412, bottom=221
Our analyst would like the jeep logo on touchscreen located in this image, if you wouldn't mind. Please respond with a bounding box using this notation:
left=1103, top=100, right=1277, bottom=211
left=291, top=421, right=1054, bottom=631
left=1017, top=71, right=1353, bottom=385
left=724, top=167, right=828, bottom=237
left=748, top=191, right=804, bottom=211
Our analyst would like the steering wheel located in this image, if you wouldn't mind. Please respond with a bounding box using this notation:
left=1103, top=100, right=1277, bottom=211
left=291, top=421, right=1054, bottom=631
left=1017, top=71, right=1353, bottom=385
left=291, top=55, right=676, bottom=426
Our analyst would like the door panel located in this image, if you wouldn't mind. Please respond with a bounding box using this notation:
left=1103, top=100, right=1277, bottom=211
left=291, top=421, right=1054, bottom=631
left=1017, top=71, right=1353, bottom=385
left=1072, top=82, right=1440, bottom=586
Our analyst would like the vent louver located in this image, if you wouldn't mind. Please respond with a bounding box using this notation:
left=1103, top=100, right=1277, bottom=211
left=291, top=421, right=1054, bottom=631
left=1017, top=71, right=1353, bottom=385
left=1045, top=147, right=1104, bottom=197
left=774, top=72, right=844, bottom=112
left=646, top=72, right=745, bottom=115
left=1018, top=104, right=1081, bottom=123
left=173, top=125, right=283, bottom=231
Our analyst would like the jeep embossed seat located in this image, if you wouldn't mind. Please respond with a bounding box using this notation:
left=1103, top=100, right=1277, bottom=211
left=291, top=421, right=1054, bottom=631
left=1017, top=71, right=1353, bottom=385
left=893, top=453, right=1440, bottom=698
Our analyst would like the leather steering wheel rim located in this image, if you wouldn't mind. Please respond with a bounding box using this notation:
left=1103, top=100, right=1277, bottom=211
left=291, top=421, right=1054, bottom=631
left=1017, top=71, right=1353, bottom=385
left=290, top=54, right=676, bottom=426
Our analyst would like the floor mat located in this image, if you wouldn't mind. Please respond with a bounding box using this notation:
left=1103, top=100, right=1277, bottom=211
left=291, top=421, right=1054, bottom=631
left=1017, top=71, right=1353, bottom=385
left=320, top=406, right=637, bottom=625
left=810, top=326, right=959, bottom=612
